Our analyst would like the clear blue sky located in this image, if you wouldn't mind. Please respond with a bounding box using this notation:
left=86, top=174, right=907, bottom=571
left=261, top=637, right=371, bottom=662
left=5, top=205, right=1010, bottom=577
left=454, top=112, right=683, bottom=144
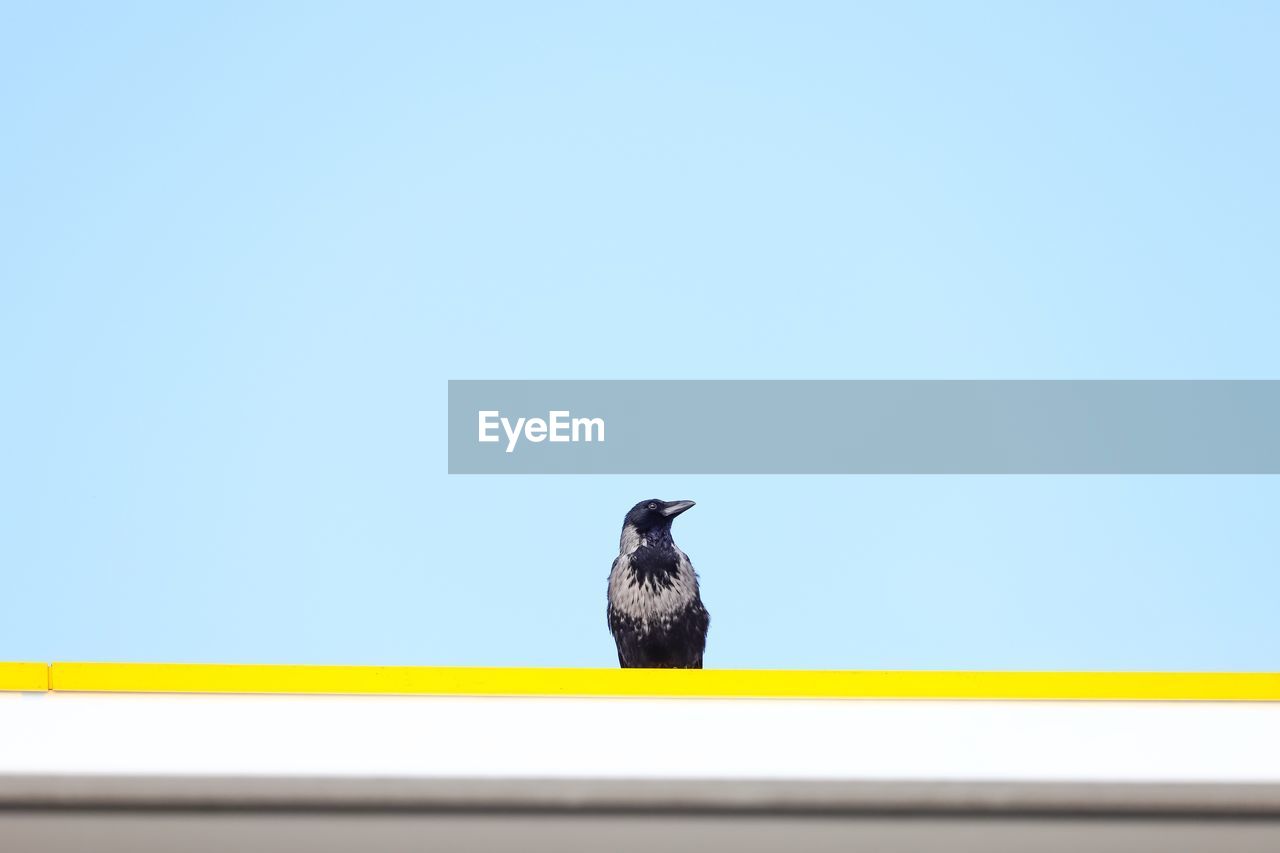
left=3, top=2, right=1278, bottom=669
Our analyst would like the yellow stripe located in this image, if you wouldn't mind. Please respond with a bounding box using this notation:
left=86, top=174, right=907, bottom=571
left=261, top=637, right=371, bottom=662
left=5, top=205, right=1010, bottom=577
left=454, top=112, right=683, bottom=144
left=42, top=663, right=1280, bottom=701
left=0, top=662, right=49, bottom=692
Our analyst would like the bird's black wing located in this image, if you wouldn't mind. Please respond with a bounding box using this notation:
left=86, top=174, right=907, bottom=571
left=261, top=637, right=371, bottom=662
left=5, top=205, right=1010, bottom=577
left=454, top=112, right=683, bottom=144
left=676, top=597, right=710, bottom=669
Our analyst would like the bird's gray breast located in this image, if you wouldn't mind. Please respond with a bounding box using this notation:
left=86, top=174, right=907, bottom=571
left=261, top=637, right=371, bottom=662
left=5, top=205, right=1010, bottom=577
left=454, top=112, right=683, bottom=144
left=608, top=547, right=699, bottom=621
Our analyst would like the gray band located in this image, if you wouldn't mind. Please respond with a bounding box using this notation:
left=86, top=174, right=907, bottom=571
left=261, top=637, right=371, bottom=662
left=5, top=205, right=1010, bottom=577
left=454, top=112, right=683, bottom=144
left=448, top=381, right=1280, bottom=474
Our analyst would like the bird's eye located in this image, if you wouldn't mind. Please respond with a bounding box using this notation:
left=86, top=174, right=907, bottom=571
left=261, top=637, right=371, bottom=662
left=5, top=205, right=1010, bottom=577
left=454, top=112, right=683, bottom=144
left=648, top=502, right=657, bottom=510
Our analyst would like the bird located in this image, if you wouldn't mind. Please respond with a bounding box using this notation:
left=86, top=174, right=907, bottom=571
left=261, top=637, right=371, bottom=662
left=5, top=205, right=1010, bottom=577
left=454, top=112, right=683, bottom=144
left=607, top=498, right=710, bottom=668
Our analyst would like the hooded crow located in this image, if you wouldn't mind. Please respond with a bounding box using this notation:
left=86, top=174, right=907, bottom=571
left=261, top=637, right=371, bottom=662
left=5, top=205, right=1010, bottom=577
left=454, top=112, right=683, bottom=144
left=607, top=499, right=710, bottom=668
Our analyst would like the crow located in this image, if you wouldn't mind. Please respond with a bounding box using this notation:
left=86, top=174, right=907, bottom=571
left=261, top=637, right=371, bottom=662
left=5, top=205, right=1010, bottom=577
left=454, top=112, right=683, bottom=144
left=607, top=499, right=710, bottom=668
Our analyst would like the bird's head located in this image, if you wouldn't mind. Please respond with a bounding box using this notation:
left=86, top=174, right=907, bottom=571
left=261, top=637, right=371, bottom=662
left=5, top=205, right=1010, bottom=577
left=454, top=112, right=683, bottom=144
left=625, top=498, right=695, bottom=532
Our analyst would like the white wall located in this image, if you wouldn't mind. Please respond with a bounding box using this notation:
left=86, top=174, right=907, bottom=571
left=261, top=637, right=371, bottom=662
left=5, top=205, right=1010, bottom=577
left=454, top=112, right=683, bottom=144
left=3, top=692, right=1279, bottom=781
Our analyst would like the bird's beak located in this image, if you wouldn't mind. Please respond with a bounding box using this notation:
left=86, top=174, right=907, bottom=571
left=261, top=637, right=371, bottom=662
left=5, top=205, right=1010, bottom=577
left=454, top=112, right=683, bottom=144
left=660, top=500, right=696, bottom=518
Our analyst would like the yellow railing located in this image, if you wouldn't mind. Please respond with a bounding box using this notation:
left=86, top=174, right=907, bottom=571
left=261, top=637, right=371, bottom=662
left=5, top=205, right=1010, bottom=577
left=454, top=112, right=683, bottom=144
left=1, top=662, right=1278, bottom=700
left=0, top=662, right=49, bottom=692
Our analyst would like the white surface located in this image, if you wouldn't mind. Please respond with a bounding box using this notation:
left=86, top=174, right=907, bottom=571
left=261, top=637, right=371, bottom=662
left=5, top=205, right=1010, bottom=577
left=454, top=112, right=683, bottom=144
left=3, top=692, right=1279, bottom=782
